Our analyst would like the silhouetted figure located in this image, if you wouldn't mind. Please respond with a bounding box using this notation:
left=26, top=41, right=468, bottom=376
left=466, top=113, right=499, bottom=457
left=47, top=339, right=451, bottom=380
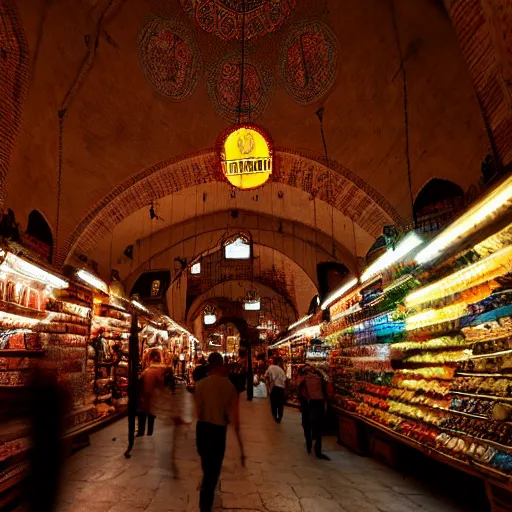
left=27, top=366, right=68, bottom=512
left=297, top=364, right=332, bottom=460
left=194, top=353, right=244, bottom=512
left=137, top=351, right=164, bottom=437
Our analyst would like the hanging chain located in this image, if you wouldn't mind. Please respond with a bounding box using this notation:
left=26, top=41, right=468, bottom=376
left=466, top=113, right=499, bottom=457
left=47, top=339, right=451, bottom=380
left=55, top=109, right=66, bottom=260
left=237, top=0, right=246, bottom=124
left=390, top=0, right=414, bottom=223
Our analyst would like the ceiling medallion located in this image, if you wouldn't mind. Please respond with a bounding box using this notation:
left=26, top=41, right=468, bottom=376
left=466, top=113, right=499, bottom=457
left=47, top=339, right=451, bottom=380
left=281, top=20, right=339, bottom=105
left=180, top=0, right=297, bottom=41
left=138, top=16, right=201, bottom=101
left=218, top=124, right=273, bottom=190
left=207, top=56, right=274, bottom=123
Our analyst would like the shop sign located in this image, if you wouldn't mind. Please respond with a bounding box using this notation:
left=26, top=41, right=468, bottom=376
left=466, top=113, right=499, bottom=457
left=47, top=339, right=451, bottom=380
left=219, top=125, right=273, bottom=190
left=306, top=350, right=327, bottom=360
left=330, top=299, right=345, bottom=319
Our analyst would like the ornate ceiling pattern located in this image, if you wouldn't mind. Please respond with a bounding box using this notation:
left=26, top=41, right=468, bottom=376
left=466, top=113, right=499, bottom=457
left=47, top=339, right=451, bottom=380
left=179, top=0, right=297, bottom=41
left=207, top=55, right=274, bottom=122
left=138, top=15, right=202, bottom=101
left=281, top=20, right=339, bottom=104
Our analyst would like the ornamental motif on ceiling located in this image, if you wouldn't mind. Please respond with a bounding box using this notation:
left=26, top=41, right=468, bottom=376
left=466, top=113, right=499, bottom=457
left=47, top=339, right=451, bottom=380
left=180, top=0, right=297, bottom=41
left=207, top=56, right=274, bottom=123
left=281, top=21, right=339, bottom=105
left=138, top=16, right=201, bottom=101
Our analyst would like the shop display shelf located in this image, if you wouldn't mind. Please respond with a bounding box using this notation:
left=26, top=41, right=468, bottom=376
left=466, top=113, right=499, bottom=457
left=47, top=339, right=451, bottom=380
left=457, top=372, right=512, bottom=378
left=451, top=391, right=512, bottom=403
left=442, top=427, right=512, bottom=456
left=0, top=300, right=48, bottom=320
left=470, top=349, right=512, bottom=360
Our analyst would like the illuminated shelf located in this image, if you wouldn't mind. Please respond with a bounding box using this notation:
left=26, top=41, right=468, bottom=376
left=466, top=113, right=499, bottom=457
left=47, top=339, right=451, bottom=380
left=434, top=406, right=488, bottom=421
left=443, top=427, right=512, bottom=457
left=470, top=349, right=512, bottom=360
left=457, top=372, right=512, bottom=378
left=0, top=300, right=48, bottom=321
left=406, top=245, right=512, bottom=308
left=451, top=391, right=512, bottom=403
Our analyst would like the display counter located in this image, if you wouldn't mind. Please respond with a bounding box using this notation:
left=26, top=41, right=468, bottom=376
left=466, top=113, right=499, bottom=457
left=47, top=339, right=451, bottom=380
left=325, top=175, right=512, bottom=510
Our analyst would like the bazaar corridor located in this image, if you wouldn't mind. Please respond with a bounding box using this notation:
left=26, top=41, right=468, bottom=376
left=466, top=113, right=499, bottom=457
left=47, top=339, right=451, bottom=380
left=43, top=389, right=485, bottom=512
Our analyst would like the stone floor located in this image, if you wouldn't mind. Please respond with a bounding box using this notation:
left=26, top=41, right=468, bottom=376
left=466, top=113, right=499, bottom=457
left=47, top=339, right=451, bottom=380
left=49, top=389, right=480, bottom=512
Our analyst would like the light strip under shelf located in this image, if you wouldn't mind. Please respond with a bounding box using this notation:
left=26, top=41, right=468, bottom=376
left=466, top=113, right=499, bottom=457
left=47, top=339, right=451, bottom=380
left=131, top=300, right=149, bottom=313
left=321, top=277, right=358, bottom=310
left=288, top=314, right=313, bottom=331
left=76, top=269, right=108, bottom=294
left=406, top=245, right=512, bottom=308
left=360, top=232, right=423, bottom=284
left=415, top=174, right=512, bottom=264
left=405, top=303, right=468, bottom=331
left=0, top=251, right=68, bottom=289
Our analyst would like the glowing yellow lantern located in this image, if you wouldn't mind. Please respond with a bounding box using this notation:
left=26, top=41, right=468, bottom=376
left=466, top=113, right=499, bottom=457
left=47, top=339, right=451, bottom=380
left=220, top=126, right=272, bottom=190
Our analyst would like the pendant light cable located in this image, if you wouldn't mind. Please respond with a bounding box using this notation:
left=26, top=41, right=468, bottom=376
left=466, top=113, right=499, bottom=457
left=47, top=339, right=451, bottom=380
left=316, top=107, right=336, bottom=257
left=237, top=0, right=246, bottom=124
left=390, top=0, right=414, bottom=221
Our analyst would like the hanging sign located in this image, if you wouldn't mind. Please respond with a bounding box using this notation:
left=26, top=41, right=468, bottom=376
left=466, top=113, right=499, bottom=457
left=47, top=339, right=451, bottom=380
left=219, top=125, right=273, bottom=190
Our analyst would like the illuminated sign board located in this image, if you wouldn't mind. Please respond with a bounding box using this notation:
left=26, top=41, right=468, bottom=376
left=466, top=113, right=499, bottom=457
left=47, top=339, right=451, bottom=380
left=220, top=125, right=272, bottom=190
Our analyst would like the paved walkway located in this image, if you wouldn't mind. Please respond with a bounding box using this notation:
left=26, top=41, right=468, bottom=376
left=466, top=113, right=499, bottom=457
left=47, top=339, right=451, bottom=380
left=52, top=389, right=478, bottom=512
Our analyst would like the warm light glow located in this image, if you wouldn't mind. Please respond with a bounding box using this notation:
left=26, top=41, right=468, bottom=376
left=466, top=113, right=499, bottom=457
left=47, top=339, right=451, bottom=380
left=321, top=277, right=358, bottom=310
left=406, top=245, right=512, bottom=308
left=269, top=325, right=321, bottom=348
left=190, top=262, right=201, bottom=275
left=132, top=300, right=149, bottom=313
left=405, top=303, right=468, bottom=331
left=76, top=269, right=108, bottom=294
left=204, top=314, right=217, bottom=325
left=244, top=300, right=261, bottom=311
left=225, top=237, right=251, bottom=259
left=415, top=174, right=512, bottom=264
left=0, top=311, right=42, bottom=326
left=0, top=252, right=68, bottom=289
left=221, top=127, right=272, bottom=190
left=361, top=232, right=423, bottom=283
left=288, top=314, right=313, bottom=331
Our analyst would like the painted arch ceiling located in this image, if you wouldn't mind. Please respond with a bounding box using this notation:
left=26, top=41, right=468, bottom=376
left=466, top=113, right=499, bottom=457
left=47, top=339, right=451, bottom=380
left=7, top=0, right=491, bottom=278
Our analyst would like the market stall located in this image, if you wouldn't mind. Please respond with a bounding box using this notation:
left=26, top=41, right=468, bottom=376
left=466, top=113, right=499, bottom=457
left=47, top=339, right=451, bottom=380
left=325, top=175, right=512, bottom=509
left=0, top=250, right=94, bottom=506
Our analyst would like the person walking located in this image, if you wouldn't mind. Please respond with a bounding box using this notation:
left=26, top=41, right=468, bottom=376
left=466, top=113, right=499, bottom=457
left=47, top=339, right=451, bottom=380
left=297, top=364, right=332, bottom=460
left=194, top=352, right=245, bottom=512
left=136, top=350, right=164, bottom=437
left=264, top=356, right=287, bottom=423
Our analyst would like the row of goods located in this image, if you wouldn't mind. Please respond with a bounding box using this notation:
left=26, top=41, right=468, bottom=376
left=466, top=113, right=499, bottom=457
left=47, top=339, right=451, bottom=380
left=0, top=244, right=195, bottom=505
left=322, top=176, right=512, bottom=484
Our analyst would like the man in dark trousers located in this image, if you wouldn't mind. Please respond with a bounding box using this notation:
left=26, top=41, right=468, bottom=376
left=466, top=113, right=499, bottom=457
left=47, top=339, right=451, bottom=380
left=297, top=364, right=332, bottom=460
left=264, top=356, right=287, bottom=423
left=136, top=351, right=164, bottom=436
left=194, top=352, right=245, bottom=512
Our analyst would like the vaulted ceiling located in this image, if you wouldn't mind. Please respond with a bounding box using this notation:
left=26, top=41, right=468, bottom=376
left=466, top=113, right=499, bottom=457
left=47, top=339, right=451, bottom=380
left=2, top=0, right=512, bottom=333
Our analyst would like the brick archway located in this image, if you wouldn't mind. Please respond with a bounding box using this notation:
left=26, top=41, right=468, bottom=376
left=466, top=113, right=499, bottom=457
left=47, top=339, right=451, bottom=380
left=186, top=279, right=301, bottom=324
left=59, top=149, right=404, bottom=265
left=0, top=0, right=30, bottom=203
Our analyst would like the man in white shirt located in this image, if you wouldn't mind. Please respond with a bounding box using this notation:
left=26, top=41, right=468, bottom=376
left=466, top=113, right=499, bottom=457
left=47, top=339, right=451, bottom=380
left=264, top=357, right=287, bottom=423
left=194, top=352, right=245, bottom=512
